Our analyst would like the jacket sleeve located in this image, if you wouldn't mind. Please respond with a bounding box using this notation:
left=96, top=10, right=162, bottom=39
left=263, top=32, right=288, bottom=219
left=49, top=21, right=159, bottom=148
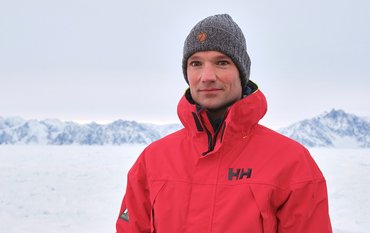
left=276, top=150, right=332, bottom=232
left=116, top=153, right=152, bottom=233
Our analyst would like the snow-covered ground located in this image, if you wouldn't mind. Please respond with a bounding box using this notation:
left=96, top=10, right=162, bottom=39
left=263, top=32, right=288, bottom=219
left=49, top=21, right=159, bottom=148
left=0, top=146, right=369, bottom=233
left=0, top=145, right=142, bottom=233
left=310, top=148, right=370, bottom=233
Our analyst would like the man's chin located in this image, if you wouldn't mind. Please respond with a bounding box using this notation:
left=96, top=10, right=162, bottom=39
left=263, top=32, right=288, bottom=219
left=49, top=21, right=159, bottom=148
left=208, top=99, right=240, bottom=111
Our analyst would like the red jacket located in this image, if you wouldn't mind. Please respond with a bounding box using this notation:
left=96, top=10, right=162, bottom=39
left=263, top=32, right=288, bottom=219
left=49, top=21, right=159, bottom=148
left=116, top=83, right=332, bottom=233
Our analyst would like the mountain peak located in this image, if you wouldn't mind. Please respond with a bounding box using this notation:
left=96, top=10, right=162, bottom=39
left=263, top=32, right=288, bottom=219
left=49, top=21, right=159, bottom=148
left=325, top=108, right=346, bottom=116
left=278, top=109, right=370, bottom=148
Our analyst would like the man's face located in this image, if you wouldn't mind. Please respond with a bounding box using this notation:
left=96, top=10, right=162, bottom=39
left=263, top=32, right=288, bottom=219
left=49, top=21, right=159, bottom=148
left=187, top=51, right=242, bottom=112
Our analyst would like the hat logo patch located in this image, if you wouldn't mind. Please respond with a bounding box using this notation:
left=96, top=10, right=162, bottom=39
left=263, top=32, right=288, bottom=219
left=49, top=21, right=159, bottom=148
left=196, top=32, right=207, bottom=43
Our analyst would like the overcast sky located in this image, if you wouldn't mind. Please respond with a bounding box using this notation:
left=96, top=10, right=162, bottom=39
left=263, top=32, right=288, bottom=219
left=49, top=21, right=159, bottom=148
left=1, top=0, right=369, bottom=128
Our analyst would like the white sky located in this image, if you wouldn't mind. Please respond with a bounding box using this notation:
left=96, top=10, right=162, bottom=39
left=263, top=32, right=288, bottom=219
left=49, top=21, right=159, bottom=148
left=1, top=0, right=369, bottom=129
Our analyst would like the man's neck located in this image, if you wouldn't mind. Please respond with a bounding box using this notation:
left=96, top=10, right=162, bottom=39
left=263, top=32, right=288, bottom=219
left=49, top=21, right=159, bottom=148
left=206, top=109, right=226, bottom=123
left=206, top=109, right=226, bottom=132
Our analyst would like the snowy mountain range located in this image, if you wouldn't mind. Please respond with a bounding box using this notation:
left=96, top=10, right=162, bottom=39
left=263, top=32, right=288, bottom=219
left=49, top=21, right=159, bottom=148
left=278, top=109, right=370, bottom=148
left=0, top=117, right=181, bottom=145
left=1, top=109, right=369, bottom=148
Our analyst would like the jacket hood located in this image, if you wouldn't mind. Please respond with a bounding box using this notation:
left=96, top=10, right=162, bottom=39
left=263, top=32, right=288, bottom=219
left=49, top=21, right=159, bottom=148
left=177, top=80, right=267, bottom=138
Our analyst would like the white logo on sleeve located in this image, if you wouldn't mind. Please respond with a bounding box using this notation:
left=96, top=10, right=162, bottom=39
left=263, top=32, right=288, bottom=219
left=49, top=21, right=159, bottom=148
left=119, top=208, right=129, bottom=222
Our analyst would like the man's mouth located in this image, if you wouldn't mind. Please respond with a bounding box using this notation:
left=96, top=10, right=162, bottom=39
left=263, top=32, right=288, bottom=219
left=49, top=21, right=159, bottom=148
left=199, top=88, right=222, bottom=92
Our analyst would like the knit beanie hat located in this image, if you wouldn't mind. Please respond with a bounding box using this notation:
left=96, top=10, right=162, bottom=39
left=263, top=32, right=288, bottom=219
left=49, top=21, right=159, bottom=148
left=182, top=14, right=251, bottom=87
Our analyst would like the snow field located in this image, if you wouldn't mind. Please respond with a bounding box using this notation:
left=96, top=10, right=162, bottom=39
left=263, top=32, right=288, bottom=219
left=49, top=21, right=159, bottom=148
left=0, top=146, right=369, bottom=233
left=311, top=148, right=370, bottom=233
left=0, top=145, right=143, bottom=233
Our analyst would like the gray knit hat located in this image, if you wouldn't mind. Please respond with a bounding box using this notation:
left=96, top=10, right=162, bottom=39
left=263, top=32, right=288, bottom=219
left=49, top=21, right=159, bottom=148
left=182, top=14, right=251, bottom=87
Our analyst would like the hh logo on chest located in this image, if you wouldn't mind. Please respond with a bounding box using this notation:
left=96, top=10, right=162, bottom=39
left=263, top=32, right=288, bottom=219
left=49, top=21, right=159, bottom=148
left=228, top=168, right=252, bottom=180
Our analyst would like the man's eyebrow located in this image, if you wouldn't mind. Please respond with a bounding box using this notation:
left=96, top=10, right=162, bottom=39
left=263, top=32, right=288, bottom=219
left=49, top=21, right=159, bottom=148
left=188, top=55, right=201, bottom=60
left=214, top=55, right=232, bottom=60
left=188, top=55, right=232, bottom=60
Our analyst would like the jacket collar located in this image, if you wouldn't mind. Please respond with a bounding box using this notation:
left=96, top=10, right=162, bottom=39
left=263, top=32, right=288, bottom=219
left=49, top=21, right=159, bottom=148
left=177, top=80, right=267, bottom=139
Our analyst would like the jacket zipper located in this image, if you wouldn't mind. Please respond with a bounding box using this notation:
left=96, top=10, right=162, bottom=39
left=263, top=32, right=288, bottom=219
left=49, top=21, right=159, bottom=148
left=202, top=121, right=225, bottom=156
left=202, top=127, right=214, bottom=156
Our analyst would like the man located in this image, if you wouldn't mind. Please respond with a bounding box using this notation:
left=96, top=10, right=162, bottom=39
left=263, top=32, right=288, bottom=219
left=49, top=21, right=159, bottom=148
left=116, top=14, right=332, bottom=232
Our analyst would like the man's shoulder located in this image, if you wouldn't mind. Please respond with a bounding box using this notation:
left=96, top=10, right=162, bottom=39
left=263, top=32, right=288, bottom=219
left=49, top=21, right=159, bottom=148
left=137, top=128, right=190, bottom=172
left=253, top=125, right=324, bottom=183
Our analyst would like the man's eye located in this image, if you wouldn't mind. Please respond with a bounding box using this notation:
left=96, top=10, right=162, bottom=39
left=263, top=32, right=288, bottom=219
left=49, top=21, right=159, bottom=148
left=217, top=60, right=229, bottom=66
left=189, top=61, right=201, bottom=67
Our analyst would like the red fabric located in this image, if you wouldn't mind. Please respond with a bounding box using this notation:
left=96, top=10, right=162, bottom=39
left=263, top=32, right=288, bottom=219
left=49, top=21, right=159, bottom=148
left=116, top=88, right=332, bottom=233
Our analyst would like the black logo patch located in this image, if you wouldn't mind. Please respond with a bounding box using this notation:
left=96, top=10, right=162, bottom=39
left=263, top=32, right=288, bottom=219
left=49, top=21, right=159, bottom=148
left=228, top=168, right=252, bottom=180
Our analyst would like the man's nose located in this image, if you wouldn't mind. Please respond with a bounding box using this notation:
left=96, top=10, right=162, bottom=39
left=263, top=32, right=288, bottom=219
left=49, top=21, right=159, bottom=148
left=200, top=63, right=217, bottom=82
